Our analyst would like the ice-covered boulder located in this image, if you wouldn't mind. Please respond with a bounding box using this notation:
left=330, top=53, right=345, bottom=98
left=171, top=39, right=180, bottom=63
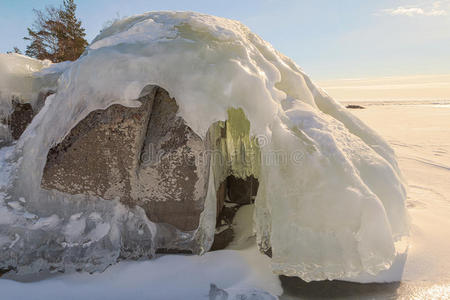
left=0, top=11, right=408, bottom=281
left=41, top=85, right=210, bottom=252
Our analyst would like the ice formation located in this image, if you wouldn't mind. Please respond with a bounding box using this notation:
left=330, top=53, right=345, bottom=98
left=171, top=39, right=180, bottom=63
left=0, top=11, right=407, bottom=281
left=0, top=54, right=63, bottom=117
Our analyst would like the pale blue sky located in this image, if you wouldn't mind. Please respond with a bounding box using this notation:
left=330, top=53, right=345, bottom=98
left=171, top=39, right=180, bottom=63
left=1, top=0, right=450, bottom=82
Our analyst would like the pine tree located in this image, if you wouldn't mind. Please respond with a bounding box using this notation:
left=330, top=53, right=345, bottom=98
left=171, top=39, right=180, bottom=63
left=6, top=47, right=22, bottom=54
left=24, top=0, right=88, bottom=62
left=56, top=0, right=88, bottom=61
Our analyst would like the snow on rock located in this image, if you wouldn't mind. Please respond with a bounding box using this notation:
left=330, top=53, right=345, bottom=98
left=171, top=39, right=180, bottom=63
left=0, top=54, right=71, bottom=142
left=0, top=11, right=408, bottom=282
left=0, top=54, right=58, bottom=117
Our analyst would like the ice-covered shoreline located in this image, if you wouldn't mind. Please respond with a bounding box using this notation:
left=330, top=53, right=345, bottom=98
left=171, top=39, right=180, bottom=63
left=0, top=11, right=408, bottom=285
left=342, top=99, right=450, bottom=107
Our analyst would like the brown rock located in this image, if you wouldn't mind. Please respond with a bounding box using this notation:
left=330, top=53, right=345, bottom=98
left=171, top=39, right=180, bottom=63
left=42, top=88, right=154, bottom=202
left=42, top=86, right=209, bottom=232
left=9, top=100, right=34, bottom=140
left=1, top=91, right=55, bottom=143
left=346, top=104, right=365, bottom=109
left=135, top=87, right=209, bottom=231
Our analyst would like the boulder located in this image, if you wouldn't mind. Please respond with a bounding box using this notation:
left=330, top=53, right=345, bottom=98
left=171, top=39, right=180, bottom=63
left=346, top=104, right=365, bottom=109
left=41, top=86, right=210, bottom=234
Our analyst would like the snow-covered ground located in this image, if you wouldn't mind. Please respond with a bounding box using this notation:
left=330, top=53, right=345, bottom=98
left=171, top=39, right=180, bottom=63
left=0, top=245, right=280, bottom=300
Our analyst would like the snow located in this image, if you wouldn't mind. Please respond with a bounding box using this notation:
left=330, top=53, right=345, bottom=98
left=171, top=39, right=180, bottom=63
left=0, top=53, right=70, bottom=144
left=0, top=11, right=407, bottom=283
left=0, top=247, right=280, bottom=300
left=0, top=205, right=281, bottom=300
left=0, top=54, right=51, bottom=116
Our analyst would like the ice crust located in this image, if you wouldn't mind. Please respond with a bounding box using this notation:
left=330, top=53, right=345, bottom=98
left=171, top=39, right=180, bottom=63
left=0, top=11, right=407, bottom=281
left=0, top=54, right=61, bottom=116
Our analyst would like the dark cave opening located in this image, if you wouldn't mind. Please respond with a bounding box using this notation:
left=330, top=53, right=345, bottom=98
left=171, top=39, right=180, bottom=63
left=211, top=175, right=260, bottom=251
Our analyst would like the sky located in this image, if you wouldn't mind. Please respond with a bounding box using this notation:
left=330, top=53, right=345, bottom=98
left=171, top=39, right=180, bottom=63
left=1, top=0, right=450, bottom=101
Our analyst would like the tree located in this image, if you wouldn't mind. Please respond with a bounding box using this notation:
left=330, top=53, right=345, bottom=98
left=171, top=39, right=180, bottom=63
left=7, top=47, right=22, bottom=54
left=24, top=0, right=88, bottom=62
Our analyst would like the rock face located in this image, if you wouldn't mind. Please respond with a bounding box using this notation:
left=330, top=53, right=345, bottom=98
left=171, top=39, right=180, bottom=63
left=8, top=100, right=34, bottom=140
left=42, top=86, right=210, bottom=233
left=0, top=91, right=55, bottom=144
left=137, top=88, right=209, bottom=231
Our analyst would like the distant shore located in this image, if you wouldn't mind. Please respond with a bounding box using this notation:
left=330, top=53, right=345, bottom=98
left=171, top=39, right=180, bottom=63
left=341, top=99, right=450, bottom=107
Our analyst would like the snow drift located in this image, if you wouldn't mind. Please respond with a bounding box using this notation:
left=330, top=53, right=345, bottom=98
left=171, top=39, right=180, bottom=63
left=0, top=11, right=408, bottom=282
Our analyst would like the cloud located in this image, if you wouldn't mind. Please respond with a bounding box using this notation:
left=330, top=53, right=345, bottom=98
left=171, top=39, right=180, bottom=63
left=382, top=1, right=448, bottom=17
left=386, top=7, right=446, bottom=16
